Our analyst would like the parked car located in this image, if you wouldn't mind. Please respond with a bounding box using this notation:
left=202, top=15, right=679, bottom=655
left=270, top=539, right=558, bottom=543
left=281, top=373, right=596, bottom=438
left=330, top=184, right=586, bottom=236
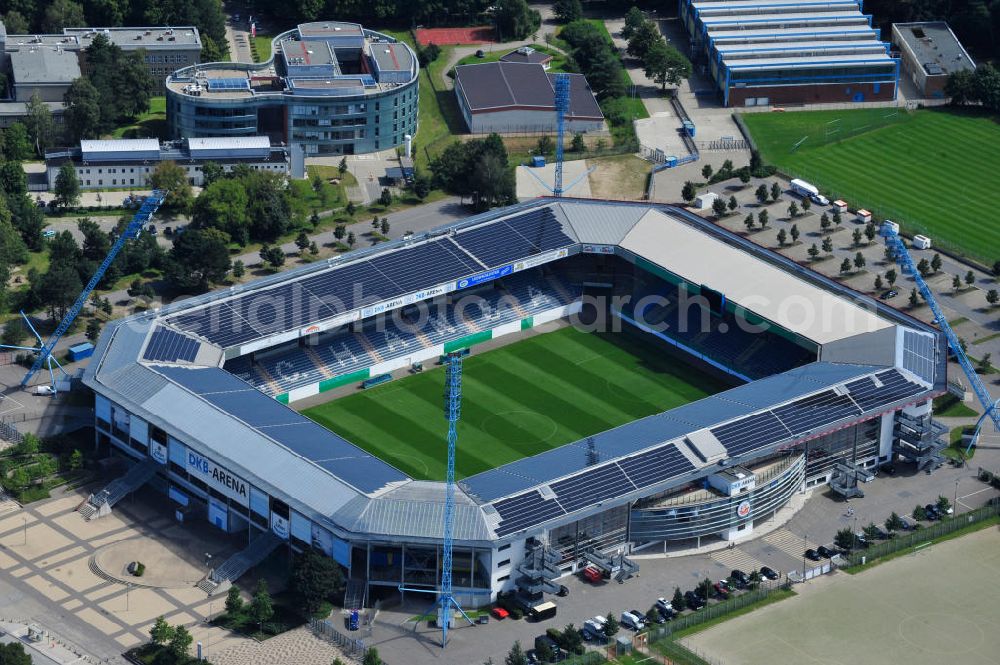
left=647, top=610, right=666, bottom=624
left=42, top=229, right=56, bottom=238
left=805, top=548, right=821, bottom=561
left=525, top=649, right=540, bottom=664
left=147, top=224, right=157, bottom=235
left=491, top=607, right=509, bottom=620
left=581, top=566, right=603, bottom=583
left=810, top=193, right=830, bottom=206
left=655, top=597, right=673, bottom=613
left=880, top=290, right=899, bottom=300
left=924, top=504, right=940, bottom=520
left=713, top=582, right=730, bottom=599
left=760, top=566, right=780, bottom=580
left=684, top=591, right=705, bottom=610
left=730, top=569, right=750, bottom=587
left=620, top=610, right=645, bottom=631
left=817, top=545, right=836, bottom=558
left=854, top=532, right=869, bottom=548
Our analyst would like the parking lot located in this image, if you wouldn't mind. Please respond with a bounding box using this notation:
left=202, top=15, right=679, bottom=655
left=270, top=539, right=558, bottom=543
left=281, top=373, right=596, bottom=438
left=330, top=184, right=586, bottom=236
left=364, top=451, right=1000, bottom=665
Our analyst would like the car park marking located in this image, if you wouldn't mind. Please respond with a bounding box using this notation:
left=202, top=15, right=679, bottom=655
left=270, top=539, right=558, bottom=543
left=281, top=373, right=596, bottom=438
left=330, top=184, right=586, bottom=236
left=710, top=547, right=765, bottom=573
left=764, top=528, right=817, bottom=558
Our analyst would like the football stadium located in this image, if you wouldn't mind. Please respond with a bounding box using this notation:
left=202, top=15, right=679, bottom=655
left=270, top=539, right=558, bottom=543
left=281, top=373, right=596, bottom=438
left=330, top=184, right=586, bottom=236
left=83, top=199, right=947, bottom=609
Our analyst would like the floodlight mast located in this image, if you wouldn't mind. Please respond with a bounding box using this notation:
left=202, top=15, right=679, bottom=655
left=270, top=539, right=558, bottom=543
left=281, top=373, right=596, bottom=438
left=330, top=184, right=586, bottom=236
left=883, top=229, right=999, bottom=452
left=398, top=352, right=475, bottom=647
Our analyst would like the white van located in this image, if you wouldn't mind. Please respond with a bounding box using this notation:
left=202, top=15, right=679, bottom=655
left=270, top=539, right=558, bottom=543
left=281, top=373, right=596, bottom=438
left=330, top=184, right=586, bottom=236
left=912, top=234, right=932, bottom=250
left=620, top=610, right=645, bottom=630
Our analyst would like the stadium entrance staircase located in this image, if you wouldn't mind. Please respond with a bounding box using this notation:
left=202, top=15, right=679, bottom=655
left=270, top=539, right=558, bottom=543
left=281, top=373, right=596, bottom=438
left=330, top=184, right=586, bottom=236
left=78, top=460, right=158, bottom=520
left=894, top=412, right=946, bottom=472
left=197, top=531, right=283, bottom=595
left=515, top=539, right=566, bottom=599
left=829, top=462, right=867, bottom=499
left=581, top=547, right=639, bottom=584
left=342, top=578, right=367, bottom=610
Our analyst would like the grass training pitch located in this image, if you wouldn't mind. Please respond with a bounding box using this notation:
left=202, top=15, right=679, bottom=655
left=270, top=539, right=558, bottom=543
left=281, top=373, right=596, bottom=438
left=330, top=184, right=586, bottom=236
left=302, top=326, right=728, bottom=480
left=743, top=108, right=1000, bottom=263
left=682, top=527, right=1000, bottom=665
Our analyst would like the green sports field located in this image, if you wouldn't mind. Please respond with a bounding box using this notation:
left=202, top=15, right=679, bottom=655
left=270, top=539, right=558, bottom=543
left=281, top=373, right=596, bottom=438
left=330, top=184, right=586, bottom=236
left=742, top=108, right=1000, bottom=263
left=301, top=326, right=728, bottom=480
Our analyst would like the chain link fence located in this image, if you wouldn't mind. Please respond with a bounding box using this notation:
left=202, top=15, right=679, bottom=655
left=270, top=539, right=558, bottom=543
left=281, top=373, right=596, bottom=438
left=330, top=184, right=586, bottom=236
left=308, top=617, right=367, bottom=656
left=843, top=501, right=1000, bottom=568
left=646, top=578, right=792, bottom=644
left=0, top=419, right=24, bottom=446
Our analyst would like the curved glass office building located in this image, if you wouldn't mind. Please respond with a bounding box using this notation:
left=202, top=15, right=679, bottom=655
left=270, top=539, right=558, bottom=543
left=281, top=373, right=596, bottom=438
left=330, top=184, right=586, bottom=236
left=165, top=22, right=418, bottom=156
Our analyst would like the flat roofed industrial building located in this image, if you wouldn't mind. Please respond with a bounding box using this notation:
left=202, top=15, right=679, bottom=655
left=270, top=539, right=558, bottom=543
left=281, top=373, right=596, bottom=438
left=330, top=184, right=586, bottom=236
left=165, top=22, right=417, bottom=156
left=891, top=22, right=975, bottom=99
left=681, top=0, right=899, bottom=106
left=454, top=61, right=604, bottom=133
left=44, top=136, right=293, bottom=190
left=83, top=198, right=945, bottom=607
left=0, top=22, right=201, bottom=95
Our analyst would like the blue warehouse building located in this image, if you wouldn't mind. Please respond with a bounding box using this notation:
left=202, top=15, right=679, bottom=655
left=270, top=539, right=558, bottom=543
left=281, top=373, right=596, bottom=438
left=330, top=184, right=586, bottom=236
left=680, top=0, right=899, bottom=106
left=165, top=21, right=418, bottom=156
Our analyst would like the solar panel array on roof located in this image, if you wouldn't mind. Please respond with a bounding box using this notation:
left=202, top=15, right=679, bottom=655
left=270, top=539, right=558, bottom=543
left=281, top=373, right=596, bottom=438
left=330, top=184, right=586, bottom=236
left=207, top=77, right=249, bottom=90
left=153, top=366, right=407, bottom=493
left=167, top=210, right=572, bottom=348
left=143, top=327, right=200, bottom=363
left=454, top=207, right=574, bottom=268
left=845, top=369, right=924, bottom=412
left=490, top=442, right=695, bottom=537
left=711, top=412, right=789, bottom=458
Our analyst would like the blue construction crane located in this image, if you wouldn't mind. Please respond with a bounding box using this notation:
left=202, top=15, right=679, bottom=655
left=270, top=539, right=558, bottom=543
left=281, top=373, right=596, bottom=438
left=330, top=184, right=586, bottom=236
left=399, top=352, right=476, bottom=647
left=522, top=73, right=594, bottom=197
left=883, top=229, right=1000, bottom=452
left=20, top=191, right=165, bottom=391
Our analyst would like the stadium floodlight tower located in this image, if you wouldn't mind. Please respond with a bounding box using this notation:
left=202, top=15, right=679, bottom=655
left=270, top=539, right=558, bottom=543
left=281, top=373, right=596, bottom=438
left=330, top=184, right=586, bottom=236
left=522, top=73, right=594, bottom=196
left=399, top=352, right=474, bottom=647
left=884, top=229, right=999, bottom=452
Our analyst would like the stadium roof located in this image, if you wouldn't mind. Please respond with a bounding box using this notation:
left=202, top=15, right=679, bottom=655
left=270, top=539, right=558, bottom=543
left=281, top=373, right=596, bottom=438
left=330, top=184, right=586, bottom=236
left=84, top=199, right=942, bottom=544
left=620, top=209, right=890, bottom=344
left=454, top=62, right=603, bottom=119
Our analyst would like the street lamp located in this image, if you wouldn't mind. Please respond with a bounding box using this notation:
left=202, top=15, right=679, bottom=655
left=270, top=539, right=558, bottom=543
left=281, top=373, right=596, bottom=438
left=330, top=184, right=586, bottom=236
left=954, top=478, right=960, bottom=515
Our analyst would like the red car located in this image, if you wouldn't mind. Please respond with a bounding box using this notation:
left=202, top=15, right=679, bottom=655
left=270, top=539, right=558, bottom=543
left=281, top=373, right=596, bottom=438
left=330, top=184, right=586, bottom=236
left=581, top=566, right=603, bottom=583
left=491, top=607, right=509, bottom=620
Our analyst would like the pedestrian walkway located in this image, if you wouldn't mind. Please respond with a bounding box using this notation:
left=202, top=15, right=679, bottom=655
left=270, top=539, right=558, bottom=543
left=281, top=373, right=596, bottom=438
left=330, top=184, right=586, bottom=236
left=710, top=546, right=766, bottom=573
left=212, top=625, right=347, bottom=665
left=763, top=528, right=815, bottom=559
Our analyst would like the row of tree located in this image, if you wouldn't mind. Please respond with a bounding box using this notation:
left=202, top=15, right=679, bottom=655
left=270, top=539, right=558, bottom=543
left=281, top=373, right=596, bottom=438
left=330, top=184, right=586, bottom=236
left=0, top=0, right=227, bottom=63
left=62, top=34, right=155, bottom=143
left=559, top=19, right=627, bottom=100
left=945, top=63, right=1000, bottom=111
left=429, top=133, right=516, bottom=211
left=623, top=7, right=691, bottom=90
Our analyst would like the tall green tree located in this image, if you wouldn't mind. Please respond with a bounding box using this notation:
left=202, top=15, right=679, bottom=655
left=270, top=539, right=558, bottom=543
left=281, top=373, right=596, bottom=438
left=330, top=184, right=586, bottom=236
left=643, top=39, right=691, bottom=90
left=192, top=178, right=250, bottom=245
left=250, top=579, right=274, bottom=631
left=150, top=161, right=193, bottom=211
left=627, top=19, right=660, bottom=59
left=24, top=92, right=54, bottom=155
left=3, top=123, right=32, bottom=161
left=63, top=78, right=102, bottom=142
left=622, top=6, right=646, bottom=39
left=166, top=228, right=231, bottom=290
left=167, top=624, right=192, bottom=659
left=54, top=164, right=81, bottom=209
left=553, top=0, right=582, bottom=23
left=42, top=0, right=86, bottom=32
left=494, top=0, right=540, bottom=40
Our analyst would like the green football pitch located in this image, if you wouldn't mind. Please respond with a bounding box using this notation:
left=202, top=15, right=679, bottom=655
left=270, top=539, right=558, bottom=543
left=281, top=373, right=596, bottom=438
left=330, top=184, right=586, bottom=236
left=301, top=326, right=729, bottom=481
left=742, top=108, right=1000, bottom=263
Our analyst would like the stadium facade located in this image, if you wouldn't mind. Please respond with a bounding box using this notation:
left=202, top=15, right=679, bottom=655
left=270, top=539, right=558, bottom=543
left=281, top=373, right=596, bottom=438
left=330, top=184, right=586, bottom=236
left=164, top=22, right=418, bottom=156
left=84, top=199, right=945, bottom=607
left=679, top=0, right=900, bottom=107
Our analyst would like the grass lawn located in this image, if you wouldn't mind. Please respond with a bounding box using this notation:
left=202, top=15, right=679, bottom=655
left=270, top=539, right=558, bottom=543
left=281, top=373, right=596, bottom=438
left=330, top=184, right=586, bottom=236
left=110, top=96, right=167, bottom=139
left=253, top=34, right=273, bottom=62
left=302, top=326, right=728, bottom=480
left=933, top=393, right=978, bottom=418
left=452, top=44, right=571, bottom=73
left=381, top=31, right=463, bottom=170
left=742, top=108, right=1000, bottom=263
